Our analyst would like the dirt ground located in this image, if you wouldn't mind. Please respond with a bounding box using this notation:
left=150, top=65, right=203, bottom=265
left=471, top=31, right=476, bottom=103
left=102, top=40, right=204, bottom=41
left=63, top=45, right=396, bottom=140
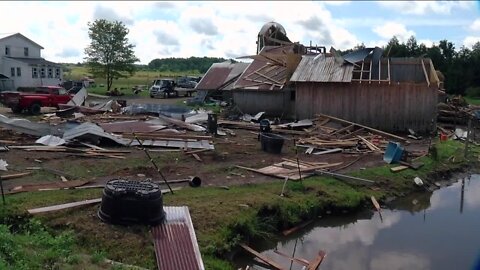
left=0, top=95, right=431, bottom=193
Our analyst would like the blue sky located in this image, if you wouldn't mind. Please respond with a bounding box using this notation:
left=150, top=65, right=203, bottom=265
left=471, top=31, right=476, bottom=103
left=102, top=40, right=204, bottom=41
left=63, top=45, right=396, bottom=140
left=0, top=1, right=479, bottom=64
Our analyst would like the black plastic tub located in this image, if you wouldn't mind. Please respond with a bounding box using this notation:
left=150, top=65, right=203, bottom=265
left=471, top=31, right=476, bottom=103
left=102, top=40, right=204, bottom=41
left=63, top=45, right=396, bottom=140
left=98, top=179, right=165, bottom=225
left=260, top=132, right=285, bottom=154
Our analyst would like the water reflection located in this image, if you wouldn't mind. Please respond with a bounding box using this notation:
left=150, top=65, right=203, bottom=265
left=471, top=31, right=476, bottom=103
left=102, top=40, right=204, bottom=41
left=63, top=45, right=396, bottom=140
left=237, top=175, right=480, bottom=270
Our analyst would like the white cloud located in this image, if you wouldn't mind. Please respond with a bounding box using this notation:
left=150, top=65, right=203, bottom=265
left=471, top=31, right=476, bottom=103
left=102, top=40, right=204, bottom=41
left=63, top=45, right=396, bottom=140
left=471, top=19, right=480, bottom=32
left=373, top=22, right=415, bottom=42
left=463, top=36, right=480, bottom=48
left=370, top=251, right=430, bottom=270
left=0, top=1, right=476, bottom=64
left=378, top=1, right=473, bottom=15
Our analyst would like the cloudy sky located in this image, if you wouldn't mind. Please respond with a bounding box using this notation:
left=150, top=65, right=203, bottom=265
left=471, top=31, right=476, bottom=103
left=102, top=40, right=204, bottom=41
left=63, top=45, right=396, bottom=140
left=0, top=1, right=479, bottom=64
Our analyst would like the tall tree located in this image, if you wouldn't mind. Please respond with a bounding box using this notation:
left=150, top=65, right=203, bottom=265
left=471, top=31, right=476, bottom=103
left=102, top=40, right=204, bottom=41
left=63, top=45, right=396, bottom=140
left=84, top=19, right=139, bottom=92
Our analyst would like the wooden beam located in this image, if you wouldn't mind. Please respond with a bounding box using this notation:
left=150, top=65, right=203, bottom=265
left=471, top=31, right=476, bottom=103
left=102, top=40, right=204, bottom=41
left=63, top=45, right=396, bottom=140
left=307, top=251, right=326, bottom=270
left=0, top=172, right=31, bottom=180
left=378, top=57, right=381, bottom=84
left=387, top=58, right=391, bottom=85
left=421, top=59, right=430, bottom=87
left=273, top=250, right=310, bottom=266
left=368, top=60, right=372, bottom=84
left=28, top=198, right=102, bottom=214
left=240, top=244, right=285, bottom=270
left=360, top=60, right=364, bottom=83
left=316, top=113, right=408, bottom=142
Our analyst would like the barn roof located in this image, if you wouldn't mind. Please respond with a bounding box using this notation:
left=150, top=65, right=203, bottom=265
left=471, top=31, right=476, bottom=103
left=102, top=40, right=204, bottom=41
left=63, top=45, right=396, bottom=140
left=290, top=55, right=354, bottom=83
left=195, top=61, right=249, bottom=91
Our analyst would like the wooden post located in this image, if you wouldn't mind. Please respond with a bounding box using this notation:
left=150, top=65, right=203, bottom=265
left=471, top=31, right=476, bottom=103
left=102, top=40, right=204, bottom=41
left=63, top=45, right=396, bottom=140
left=387, top=58, right=391, bottom=85
left=464, top=118, right=472, bottom=158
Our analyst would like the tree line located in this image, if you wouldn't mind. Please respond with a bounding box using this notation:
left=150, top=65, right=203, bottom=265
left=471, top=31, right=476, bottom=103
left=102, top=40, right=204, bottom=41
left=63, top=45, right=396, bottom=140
left=343, top=36, right=480, bottom=97
left=147, top=57, right=229, bottom=74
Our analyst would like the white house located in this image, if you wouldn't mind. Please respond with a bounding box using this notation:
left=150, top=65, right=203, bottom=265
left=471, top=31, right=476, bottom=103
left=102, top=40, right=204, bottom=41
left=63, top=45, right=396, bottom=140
left=0, top=33, right=63, bottom=90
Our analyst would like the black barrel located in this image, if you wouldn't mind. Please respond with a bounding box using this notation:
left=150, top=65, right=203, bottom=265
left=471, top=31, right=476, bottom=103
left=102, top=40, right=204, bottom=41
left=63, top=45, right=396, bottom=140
left=207, top=113, right=218, bottom=135
left=260, top=133, right=285, bottom=154
left=98, top=179, right=165, bottom=225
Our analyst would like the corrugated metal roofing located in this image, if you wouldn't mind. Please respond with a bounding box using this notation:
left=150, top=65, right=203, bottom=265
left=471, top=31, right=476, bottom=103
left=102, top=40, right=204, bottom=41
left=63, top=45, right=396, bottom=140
left=151, top=206, right=204, bottom=270
left=195, top=62, right=249, bottom=90
left=290, top=56, right=354, bottom=83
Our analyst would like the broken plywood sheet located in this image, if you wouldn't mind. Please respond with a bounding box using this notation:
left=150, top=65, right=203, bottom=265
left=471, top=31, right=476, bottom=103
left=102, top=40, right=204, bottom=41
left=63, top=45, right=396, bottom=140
left=238, top=161, right=342, bottom=180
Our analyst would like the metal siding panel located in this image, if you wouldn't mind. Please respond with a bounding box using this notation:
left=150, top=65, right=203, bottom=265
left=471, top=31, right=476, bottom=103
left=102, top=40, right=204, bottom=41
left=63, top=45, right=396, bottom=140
left=152, top=206, right=204, bottom=270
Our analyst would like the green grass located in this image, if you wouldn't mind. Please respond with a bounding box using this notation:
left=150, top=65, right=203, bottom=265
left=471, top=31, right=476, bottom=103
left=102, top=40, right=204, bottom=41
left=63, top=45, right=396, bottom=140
left=464, top=96, right=480, bottom=105
left=1, top=139, right=477, bottom=269
left=64, top=64, right=201, bottom=97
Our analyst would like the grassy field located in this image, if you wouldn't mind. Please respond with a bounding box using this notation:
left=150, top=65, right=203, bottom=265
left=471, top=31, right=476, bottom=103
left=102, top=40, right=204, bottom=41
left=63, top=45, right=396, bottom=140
left=1, top=139, right=478, bottom=269
left=465, top=96, right=480, bottom=106
left=63, top=64, right=201, bottom=97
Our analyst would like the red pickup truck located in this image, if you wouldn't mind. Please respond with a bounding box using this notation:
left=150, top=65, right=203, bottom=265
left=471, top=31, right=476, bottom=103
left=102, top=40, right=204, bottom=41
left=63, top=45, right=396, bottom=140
left=0, top=86, right=72, bottom=115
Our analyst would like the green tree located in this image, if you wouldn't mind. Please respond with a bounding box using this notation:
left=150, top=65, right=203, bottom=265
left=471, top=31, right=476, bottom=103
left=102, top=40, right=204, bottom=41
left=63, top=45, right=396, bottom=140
left=84, top=19, right=139, bottom=92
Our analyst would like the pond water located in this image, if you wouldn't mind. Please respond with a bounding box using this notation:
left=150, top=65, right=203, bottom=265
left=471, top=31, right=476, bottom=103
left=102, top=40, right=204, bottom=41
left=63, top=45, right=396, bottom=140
left=236, top=174, right=480, bottom=270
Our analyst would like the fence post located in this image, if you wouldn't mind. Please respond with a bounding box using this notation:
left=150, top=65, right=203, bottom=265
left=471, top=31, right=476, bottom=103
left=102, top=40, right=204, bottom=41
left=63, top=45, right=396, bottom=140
left=464, top=118, right=472, bottom=158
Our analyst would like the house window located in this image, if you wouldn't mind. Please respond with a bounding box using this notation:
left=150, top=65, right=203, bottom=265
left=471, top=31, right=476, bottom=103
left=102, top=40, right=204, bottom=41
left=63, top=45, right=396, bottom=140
left=32, top=68, right=38, bottom=78
left=10, top=67, right=15, bottom=77
left=40, top=68, right=45, bottom=78
left=55, top=68, right=60, bottom=78
left=16, top=67, right=21, bottom=77
left=5, top=46, right=10, bottom=56
left=47, top=68, right=53, bottom=78
left=24, top=47, right=29, bottom=57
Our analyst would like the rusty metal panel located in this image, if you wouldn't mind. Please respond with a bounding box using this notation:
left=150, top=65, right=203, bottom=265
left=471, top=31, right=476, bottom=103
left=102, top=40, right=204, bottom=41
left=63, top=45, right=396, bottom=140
left=196, top=62, right=249, bottom=90
left=295, top=82, right=438, bottom=133
left=151, top=206, right=204, bottom=270
left=290, top=56, right=353, bottom=83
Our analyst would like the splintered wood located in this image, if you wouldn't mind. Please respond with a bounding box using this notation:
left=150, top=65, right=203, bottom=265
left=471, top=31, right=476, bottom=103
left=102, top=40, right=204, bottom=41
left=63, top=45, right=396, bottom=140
left=237, top=161, right=342, bottom=180
left=299, top=114, right=400, bottom=154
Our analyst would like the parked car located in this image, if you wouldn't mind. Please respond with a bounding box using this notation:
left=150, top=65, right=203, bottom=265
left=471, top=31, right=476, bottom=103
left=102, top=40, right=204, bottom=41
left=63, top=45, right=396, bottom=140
left=149, top=79, right=177, bottom=98
left=176, top=76, right=198, bottom=89
left=0, top=86, right=72, bottom=114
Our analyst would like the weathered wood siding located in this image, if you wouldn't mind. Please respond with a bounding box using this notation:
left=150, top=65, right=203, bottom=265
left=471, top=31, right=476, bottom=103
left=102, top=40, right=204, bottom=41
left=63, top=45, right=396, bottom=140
left=295, top=82, right=438, bottom=133
left=233, top=90, right=294, bottom=117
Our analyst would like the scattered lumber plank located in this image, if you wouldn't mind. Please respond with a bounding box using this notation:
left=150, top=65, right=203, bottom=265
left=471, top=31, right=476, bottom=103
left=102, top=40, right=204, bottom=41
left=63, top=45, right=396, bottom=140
left=371, top=196, right=381, bottom=211
left=317, top=113, right=408, bottom=142
left=0, top=172, right=31, bottom=180
left=307, top=251, right=327, bottom=270
left=273, top=250, right=310, bottom=266
left=192, top=153, right=202, bottom=162
left=240, top=244, right=285, bottom=270
left=390, top=165, right=409, bottom=172
left=357, top=136, right=381, bottom=151
left=282, top=220, right=313, bottom=236
left=314, top=170, right=375, bottom=184
left=28, top=198, right=102, bottom=214
left=313, top=148, right=342, bottom=155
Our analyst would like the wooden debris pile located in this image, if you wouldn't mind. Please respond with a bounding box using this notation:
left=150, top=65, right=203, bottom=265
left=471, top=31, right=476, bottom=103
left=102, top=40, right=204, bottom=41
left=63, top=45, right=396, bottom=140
left=298, top=114, right=407, bottom=155
left=437, top=101, right=475, bottom=125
